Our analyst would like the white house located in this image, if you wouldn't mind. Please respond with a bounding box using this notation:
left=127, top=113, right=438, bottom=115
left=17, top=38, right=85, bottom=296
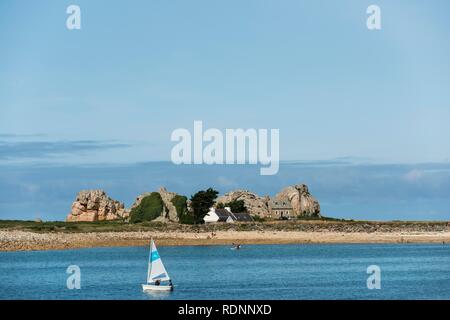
left=204, top=207, right=234, bottom=223
left=203, top=207, right=253, bottom=223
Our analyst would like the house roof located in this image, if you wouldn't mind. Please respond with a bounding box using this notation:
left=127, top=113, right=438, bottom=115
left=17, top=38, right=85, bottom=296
left=212, top=208, right=253, bottom=222
left=231, top=212, right=254, bottom=222
left=215, top=208, right=232, bottom=221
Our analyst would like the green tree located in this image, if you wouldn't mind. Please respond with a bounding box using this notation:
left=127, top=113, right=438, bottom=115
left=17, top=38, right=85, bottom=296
left=190, top=188, right=219, bottom=224
left=216, top=200, right=247, bottom=213
left=129, top=192, right=164, bottom=223
left=216, top=202, right=225, bottom=209
left=227, top=199, right=247, bottom=213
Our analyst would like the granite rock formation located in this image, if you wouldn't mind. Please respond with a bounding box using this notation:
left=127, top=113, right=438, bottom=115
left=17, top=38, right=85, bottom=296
left=66, top=190, right=129, bottom=222
left=216, top=190, right=271, bottom=217
left=66, top=183, right=321, bottom=223
left=274, top=184, right=321, bottom=217
left=216, top=184, right=321, bottom=218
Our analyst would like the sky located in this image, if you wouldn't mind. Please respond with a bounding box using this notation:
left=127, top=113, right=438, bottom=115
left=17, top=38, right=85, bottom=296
left=0, top=0, right=450, bottom=220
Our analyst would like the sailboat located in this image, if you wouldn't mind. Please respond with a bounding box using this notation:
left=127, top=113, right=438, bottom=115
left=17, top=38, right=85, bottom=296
left=142, top=239, right=174, bottom=292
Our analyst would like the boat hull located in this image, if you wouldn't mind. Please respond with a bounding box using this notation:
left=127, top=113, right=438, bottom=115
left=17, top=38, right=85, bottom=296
left=142, top=284, right=173, bottom=292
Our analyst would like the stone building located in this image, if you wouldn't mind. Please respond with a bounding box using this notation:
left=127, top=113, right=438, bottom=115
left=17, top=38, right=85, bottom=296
left=268, top=200, right=294, bottom=219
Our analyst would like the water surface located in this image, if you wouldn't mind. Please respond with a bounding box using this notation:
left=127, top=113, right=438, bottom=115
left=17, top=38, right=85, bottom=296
left=0, top=244, right=449, bottom=299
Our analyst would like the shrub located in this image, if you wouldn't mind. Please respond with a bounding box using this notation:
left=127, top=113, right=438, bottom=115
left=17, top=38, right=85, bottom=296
left=129, top=192, right=164, bottom=223
left=171, top=195, right=188, bottom=218
left=179, top=213, right=195, bottom=225
left=171, top=195, right=196, bottom=224
left=216, top=202, right=225, bottom=209
left=252, top=215, right=265, bottom=222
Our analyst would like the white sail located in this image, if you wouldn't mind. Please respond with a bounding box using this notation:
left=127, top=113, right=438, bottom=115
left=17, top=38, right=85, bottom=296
left=147, top=240, right=170, bottom=283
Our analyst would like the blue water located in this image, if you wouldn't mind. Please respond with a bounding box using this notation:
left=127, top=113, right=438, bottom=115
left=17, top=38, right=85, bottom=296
left=0, top=244, right=449, bottom=300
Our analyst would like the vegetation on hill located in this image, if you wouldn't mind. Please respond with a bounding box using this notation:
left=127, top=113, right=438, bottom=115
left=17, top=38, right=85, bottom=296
left=129, top=192, right=164, bottom=223
left=171, top=195, right=187, bottom=217
left=171, top=195, right=195, bottom=224
left=190, top=188, right=219, bottom=224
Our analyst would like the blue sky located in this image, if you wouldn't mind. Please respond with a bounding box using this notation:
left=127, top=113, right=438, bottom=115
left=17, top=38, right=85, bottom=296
left=1, top=161, right=450, bottom=221
left=1, top=1, right=450, bottom=220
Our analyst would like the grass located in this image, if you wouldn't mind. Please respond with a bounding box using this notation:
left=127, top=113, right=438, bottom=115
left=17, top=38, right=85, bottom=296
left=0, top=220, right=136, bottom=233
left=296, top=215, right=352, bottom=222
left=0, top=218, right=448, bottom=234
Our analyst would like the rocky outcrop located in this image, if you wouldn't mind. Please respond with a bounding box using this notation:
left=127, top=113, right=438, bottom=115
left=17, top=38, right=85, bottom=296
left=216, top=190, right=270, bottom=217
left=131, top=187, right=179, bottom=222
left=274, top=184, right=320, bottom=217
left=66, top=184, right=320, bottom=223
left=216, top=184, right=320, bottom=218
left=66, top=190, right=129, bottom=222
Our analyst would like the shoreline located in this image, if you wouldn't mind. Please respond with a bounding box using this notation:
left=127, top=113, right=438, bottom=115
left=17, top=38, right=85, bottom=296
left=1, top=230, right=450, bottom=252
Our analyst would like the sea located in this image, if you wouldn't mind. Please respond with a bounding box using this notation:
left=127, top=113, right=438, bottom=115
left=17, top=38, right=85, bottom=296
left=0, top=244, right=449, bottom=300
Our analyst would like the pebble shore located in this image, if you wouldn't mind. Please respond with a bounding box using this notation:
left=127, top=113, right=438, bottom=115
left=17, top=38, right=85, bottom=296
left=1, top=229, right=450, bottom=252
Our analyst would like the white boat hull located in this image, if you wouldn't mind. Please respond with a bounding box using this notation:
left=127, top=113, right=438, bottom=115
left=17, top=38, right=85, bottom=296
left=142, top=284, right=173, bottom=292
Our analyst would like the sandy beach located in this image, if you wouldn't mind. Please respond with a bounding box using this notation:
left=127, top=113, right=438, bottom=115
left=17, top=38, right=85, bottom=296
left=1, top=229, right=450, bottom=252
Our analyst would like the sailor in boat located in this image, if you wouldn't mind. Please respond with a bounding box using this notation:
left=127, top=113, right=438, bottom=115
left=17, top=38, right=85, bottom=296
left=231, top=243, right=241, bottom=250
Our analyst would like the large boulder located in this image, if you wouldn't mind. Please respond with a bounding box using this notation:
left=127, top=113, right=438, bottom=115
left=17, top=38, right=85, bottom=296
left=66, top=190, right=129, bottom=222
left=274, top=184, right=320, bottom=217
left=216, top=190, right=270, bottom=217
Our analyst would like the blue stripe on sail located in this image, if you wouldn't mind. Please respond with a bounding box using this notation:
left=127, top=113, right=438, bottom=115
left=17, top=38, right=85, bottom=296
left=150, top=251, right=160, bottom=262
left=151, top=273, right=167, bottom=280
